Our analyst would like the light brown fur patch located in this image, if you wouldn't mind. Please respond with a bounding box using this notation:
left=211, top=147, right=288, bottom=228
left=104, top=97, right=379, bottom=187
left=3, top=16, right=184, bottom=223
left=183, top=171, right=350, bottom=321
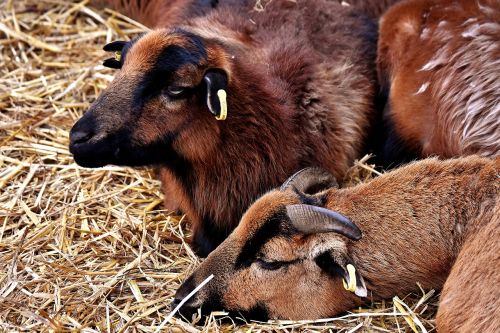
left=436, top=197, right=500, bottom=333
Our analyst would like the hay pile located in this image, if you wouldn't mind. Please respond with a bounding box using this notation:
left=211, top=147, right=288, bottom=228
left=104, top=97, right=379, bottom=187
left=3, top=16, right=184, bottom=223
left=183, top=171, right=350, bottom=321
left=0, top=1, right=439, bottom=331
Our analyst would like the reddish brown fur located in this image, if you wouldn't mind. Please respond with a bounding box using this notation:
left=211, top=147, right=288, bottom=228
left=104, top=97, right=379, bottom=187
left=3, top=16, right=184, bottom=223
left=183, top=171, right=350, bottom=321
left=163, top=1, right=379, bottom=253
left=70, top=0, right=379, bottom=255
left=175, top=156, right=499, bottom=328
left=378, top=0, right=500, bottom=158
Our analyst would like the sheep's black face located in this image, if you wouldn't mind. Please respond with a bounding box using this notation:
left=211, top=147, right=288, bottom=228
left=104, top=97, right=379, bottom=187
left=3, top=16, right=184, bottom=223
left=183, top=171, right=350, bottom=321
left=69, top=111, right=177, bottom=168
left=68, top=80, right=184, bottom=168
left=69, top=29, right=229, bottom=168
left=69, top=113, right=119, bottom=168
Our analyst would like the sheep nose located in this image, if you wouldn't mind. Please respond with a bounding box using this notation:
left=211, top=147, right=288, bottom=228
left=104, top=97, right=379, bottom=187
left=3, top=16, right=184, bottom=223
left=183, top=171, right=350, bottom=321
left=172, top=293, right=201, bottom=310
left=172, top=296, right=199, bottom=320
left=172, top=296, right=181, bottom=309
left=69, top=115, right=96, bottom=146
left=70, top=129, right=93, bottom=145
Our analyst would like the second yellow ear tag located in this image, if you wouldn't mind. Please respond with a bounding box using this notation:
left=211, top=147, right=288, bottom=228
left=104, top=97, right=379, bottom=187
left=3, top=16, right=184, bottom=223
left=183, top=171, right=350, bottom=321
left=215, top=89, right=227, bottom=120
left=342, top=264, right=357, bottom=292
left=114, top=51, right=121, bottom=62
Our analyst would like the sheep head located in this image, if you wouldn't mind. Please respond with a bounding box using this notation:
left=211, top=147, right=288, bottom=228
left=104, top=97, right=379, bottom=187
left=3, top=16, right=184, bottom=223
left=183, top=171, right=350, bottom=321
left=69, top=28, right=232, bottom=168
left=174, top=168, right=367, bottom=320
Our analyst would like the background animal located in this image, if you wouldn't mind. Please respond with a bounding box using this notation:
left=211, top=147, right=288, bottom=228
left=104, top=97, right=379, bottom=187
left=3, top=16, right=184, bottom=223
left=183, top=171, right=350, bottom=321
left=93, top=0, right=402, bottom=28
left=377, top=0, right=500, bottom=163
left=69, top=0, right=380, bottom=256
left=174, top=156, right=499, bottom=331
left=91, top=0, right=251, bottom=28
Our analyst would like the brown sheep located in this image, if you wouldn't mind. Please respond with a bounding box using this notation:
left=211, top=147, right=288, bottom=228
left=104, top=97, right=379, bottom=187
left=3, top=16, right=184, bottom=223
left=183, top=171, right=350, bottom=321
left=174, top=155, right=499, bottom=329
left=69, top=0, right=379, bottom=256
left=377, top=0, right=500, bottom=162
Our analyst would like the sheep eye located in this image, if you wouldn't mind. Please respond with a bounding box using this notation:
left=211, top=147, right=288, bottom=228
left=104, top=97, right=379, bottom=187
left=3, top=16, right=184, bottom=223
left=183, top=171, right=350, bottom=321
left=166, top=85, right=185, bottom=97
left=256, top=258, right=289, bottom=271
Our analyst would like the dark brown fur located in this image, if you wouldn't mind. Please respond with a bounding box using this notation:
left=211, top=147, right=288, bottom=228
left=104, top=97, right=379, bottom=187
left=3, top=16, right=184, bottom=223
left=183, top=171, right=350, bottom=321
left=70, top=0, right=379, bottom=256
left=378, top=0, right=500, bottom=159
left=175, top=156, right=499, bottom=329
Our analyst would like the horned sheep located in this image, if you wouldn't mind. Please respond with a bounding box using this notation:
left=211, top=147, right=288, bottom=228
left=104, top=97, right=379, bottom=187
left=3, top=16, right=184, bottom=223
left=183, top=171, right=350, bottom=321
left=175, top=156, right=499, bottom=332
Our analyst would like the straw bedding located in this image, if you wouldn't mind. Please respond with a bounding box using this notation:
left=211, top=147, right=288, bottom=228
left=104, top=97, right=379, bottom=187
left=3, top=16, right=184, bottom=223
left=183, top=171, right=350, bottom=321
left=0, top=1, right=439, bottom=331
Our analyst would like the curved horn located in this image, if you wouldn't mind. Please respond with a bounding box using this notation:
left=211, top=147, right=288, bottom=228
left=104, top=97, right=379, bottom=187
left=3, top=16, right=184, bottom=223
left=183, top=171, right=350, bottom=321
left=280, top=168, right=338, bottom=194
left=286, top=204, right=362, bottom=240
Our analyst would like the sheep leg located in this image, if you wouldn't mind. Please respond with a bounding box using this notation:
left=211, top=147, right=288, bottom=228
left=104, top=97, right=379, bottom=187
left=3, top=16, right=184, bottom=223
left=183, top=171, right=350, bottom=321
left=157, top=167, right=182, bottom=213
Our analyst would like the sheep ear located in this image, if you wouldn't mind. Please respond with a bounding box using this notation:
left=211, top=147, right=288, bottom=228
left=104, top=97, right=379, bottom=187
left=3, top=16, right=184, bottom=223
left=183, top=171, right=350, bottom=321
left=103, top=40, right=127, bottom=52
left=286, top=204, right=362, bottom=240
left=203, top=70, right=228, bottom=120
left=103, top=58, right=121, bottom=69
left=280, top=168, right=338, bottom=194
left=103, top=41, right=127, bottom=69
left=315, top=252, right=367, bottom=297
left=342, top=263, right=368, bottom=297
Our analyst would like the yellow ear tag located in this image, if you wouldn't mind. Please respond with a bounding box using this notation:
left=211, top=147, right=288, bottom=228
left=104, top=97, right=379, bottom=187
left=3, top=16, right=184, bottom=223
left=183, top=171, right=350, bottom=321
left=215, top=89, right=227, bottom=120
left=342, top=264, right=357, bottom=292
left=114, top=51, right=121, bottom=62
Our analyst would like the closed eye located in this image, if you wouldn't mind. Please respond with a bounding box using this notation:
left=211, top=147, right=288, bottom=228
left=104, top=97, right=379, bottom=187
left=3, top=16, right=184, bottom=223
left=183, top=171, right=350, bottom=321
left=165, top=85, right=187, bottom=97
left=256, top=258, right=298, bottom=271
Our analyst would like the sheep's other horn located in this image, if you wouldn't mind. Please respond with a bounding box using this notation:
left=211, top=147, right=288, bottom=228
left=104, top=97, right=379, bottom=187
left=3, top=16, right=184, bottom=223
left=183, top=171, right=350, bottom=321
left=280, top=168, right=338, bottom=194
left=286, top=204, right=362, bottom=240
